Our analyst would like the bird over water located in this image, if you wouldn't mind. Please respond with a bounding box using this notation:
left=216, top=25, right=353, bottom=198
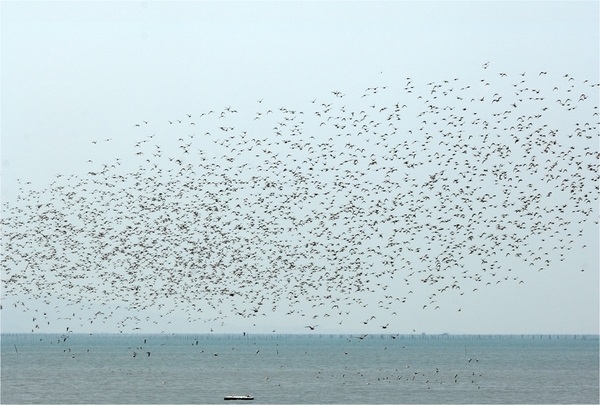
left=1, top=65, right=598, bottom=333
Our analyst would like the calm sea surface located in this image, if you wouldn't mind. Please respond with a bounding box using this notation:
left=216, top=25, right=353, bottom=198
left=1, top=333, right=598, bottom=404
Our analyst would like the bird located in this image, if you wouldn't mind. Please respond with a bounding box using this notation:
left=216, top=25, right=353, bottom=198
left=0, top=65, right=597, bottom=335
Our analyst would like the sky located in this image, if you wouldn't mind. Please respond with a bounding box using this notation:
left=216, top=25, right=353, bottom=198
left=1, top=1, right=599, bottom=335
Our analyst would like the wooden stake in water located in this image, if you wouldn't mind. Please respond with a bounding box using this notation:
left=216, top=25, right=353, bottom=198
left=14, top=344, right=18, bottom=353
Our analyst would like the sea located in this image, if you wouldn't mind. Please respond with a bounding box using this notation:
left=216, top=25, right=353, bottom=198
left=1, top=333, right=598, bottom=404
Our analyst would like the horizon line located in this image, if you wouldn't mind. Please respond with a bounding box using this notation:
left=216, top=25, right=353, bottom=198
left=2, top=332, right=598, bottom=337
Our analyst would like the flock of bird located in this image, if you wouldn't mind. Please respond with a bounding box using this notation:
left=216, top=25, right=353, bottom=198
left=2, top=65, right=598, bottom=333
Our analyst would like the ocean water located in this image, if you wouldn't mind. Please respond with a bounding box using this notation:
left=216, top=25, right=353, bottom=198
left=1, top=333, right=598, bottom=404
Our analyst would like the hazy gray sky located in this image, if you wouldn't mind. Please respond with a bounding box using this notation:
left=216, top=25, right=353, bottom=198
left=1, top=1, right=598, bottom=335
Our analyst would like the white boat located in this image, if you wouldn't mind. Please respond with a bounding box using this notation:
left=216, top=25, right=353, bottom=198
left=224, top=395, right=254, bottom=400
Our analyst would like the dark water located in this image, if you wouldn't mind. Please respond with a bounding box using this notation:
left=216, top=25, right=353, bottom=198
left=1, top=333, right=598, bottom=404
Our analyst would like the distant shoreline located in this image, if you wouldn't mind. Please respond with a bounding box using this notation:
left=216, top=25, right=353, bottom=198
left=2, top=332, right=598, bottom=339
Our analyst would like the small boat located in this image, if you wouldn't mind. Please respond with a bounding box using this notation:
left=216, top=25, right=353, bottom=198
left=224, top=395, right=254, bottom=400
